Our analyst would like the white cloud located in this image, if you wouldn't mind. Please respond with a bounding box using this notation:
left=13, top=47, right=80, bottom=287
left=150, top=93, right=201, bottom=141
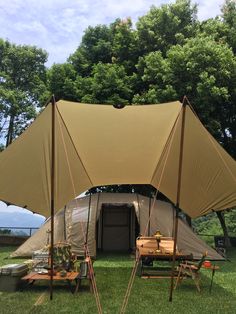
left=197, top=0, right=224, bottom=20
left=0, top=0, right=226, bottom=66
left=0, top=201, right=7, bottom=212
left=0, top=201, right=45, bottom=221
left=0, top=201, right=39, bottom=215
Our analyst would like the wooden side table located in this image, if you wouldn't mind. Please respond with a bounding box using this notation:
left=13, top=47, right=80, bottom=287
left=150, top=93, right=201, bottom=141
left=22, top=271, right=80, bottom=294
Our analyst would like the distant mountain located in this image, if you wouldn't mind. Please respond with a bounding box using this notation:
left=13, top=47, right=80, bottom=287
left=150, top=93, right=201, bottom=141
left=0, top=211, right=45, bottom=235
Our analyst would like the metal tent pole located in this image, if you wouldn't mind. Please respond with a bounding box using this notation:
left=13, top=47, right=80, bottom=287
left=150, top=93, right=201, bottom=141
left=63, top=205, right=67, bottom=241
left=50, top=95, right=56, bottom=300
left=148, top=196, right=151, bottom=236
left=169, top=97, right=187, bottom=302
left=85, top=192, right=92, bottom=257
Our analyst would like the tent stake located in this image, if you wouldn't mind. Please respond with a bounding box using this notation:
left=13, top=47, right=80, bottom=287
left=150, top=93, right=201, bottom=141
left=169, top=98, right=187, bottom=302
left=50, top=95, right=56, bottom=300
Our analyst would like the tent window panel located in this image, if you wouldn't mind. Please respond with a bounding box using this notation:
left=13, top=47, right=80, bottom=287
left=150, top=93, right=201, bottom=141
left=72, top=207, right=90, bottom=222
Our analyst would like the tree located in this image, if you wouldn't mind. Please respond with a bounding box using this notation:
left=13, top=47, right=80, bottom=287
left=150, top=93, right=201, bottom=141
left=48, top=63, right=77, bottom=101
left=216, top=211, right=231, bottom=247
left=222, top=0, right=236, bottom=53
left=0, top=229, right=11, bottom=235
left=225, top=209, right=236, bottom=234
left=69, top=25, right=113, bottom=77
left=75, top=62, right=132, bottom=105
left=0, top=39, right=49, bottom=146
left=136, top=0, right=197, bottom=56
left=199, top=17, right=229, bottom=43
left=133, top=51, right=177, bottom=104
left=167, top=36, right=236, bottom=156
left=110, top=18, right=138, bottom=74
left=193, top=209, right=236, bottom=247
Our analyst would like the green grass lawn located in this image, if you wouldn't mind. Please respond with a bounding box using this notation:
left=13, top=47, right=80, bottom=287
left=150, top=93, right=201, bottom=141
left=0, top=246, right=235, bottom=314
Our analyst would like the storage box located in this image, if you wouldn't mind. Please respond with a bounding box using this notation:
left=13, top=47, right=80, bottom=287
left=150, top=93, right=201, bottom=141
left=159, top=239, right=175, bottom=254
left=0, top=263, right=29, bottom=292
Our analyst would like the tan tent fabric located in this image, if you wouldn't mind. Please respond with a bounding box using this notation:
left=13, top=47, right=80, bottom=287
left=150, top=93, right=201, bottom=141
left=180, top=107, right=236, bottom=216
left=66, top=195, right=97, bottom=258
left=11, top=193, right=223, bottom=260
left=0, top=105, right=52, bottom=213
left=153, top=106, right=236, bottom=217
left=57, top=101, right=181, bottom=187
left=1, top=100, right=236, bottom=218
left=11, top=208, right=66, bottom=257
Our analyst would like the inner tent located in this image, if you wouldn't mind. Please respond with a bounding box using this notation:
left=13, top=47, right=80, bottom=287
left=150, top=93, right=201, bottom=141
left=11, top=193, right=223, bottom=260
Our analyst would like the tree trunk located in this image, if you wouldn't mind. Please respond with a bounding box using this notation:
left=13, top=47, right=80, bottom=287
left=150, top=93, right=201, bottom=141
left=6, top=115, right=14, bottom=147
left=216, top=211, right=231, bottom=248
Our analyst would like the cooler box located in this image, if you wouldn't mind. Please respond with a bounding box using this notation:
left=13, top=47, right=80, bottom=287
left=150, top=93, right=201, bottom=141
left=0, top=263, right=29, bottom=292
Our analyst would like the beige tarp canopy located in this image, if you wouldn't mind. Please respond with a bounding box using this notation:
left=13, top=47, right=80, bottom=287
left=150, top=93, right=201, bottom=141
left=11, top=193, right=223, bottom=260
left=0, top=100, right=236, bottom=218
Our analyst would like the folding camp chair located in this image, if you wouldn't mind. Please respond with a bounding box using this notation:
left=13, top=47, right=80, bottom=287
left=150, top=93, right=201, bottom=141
left=75, top=256, right=94, bottom=293
left=174, top=251, right=207, bottom=292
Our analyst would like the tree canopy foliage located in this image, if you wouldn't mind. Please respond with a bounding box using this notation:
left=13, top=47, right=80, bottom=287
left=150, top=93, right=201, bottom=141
left=193, top=210, right=236, bottom=237
left=0, top=40, right=49, bottom=146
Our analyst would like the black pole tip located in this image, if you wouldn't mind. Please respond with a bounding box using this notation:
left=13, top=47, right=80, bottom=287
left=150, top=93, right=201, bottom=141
left=113, top=104, right=126, bottom=109
left=51, top=95, right=60, bottom=102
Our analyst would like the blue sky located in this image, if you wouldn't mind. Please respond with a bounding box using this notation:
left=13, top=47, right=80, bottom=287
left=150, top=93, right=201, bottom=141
left=0, top=0, right=225, bottom=66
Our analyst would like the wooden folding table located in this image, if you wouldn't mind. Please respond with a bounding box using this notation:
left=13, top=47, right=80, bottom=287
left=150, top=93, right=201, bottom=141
left=22, top=271, right=80, bottom=294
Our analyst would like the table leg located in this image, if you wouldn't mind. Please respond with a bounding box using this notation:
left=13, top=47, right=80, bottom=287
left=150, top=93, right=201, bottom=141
left=209, top=268, right=215, bottom=293
left=27, top=279, right=35, bottom=286
left=74, top=278, right=80, bottom=294
left=174, top=265, right=183, bottom=289
left=66, top=280, right=74, bottom=294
